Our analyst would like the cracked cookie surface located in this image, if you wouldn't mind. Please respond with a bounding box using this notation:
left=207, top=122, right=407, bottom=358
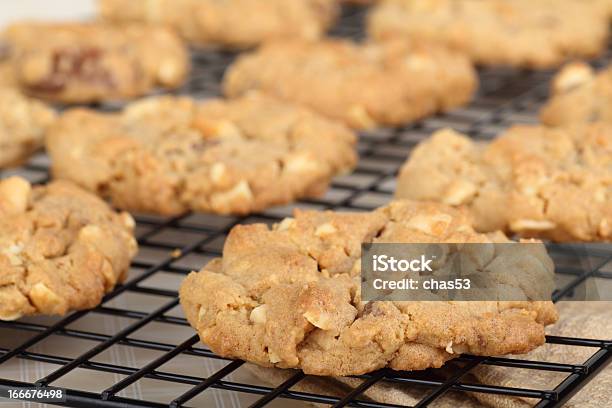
left=99, top=0, right=338, bottom=49
left=1, top=22, right=189, bottom=103
left=0, top=88, right=56, bottom=168
left=396, top=126, right=612, bottom=242
left=367, top=0, right=610, bottom=68
left=0, top=177, right=137, bottom=320
left=47, top=92, right=357, bottom=215
left=223, top=38, right=477, bottom=129
left=541, top=62, right=612, bottom=126
left=180, top=200, right=557, bottom=376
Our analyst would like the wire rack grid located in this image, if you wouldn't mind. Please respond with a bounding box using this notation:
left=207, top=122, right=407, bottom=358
left=0, top=5, right=611, bottom=408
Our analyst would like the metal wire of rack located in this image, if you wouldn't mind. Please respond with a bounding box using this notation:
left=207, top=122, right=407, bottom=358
left=1, top=4, right=611, bottom=408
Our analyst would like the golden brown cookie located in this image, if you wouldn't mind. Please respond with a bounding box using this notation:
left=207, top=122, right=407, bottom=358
left=367, top=0, right=610, bottom=68
left=1, top=21, right=189, bottom=103
left=396, top=125, right=612, bottom=241
left=223, top=38, right=477, bottom=129
left=0, top=88, right=56, bottom=168
left=180, top=200, right=557, bottom=376
left=0, top=177, right=137, bottom=320
left=99, top=0, right=338, bottom=49
left=47, top=92, right=357, bottom=215
left=540, top=62, right=612, bottom=126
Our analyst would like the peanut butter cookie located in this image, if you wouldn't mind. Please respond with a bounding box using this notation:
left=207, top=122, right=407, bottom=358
left=47, top=92, right=357, bottom=215
left=396, top=125, right=612, bottom=241
left=367, top=0, right=609, bottom=68
left=0, top=88, right=56, bottom=168
left=223, top=38, right=477, bottom=129
left=1, top=22, right=189, bottom=103
left=540, top=62, right=612, bottom=126
left=99, top=0, right=338, bottom=49
left=180, top=200, right=557, bottom=376
left=0, top=177, right=137, bottom=320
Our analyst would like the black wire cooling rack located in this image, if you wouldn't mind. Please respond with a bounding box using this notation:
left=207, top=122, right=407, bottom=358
left=1, top=5, right=611, bottom=408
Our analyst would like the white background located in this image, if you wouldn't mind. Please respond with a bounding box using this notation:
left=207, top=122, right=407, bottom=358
left=0, top=0, right=95, bottom=29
